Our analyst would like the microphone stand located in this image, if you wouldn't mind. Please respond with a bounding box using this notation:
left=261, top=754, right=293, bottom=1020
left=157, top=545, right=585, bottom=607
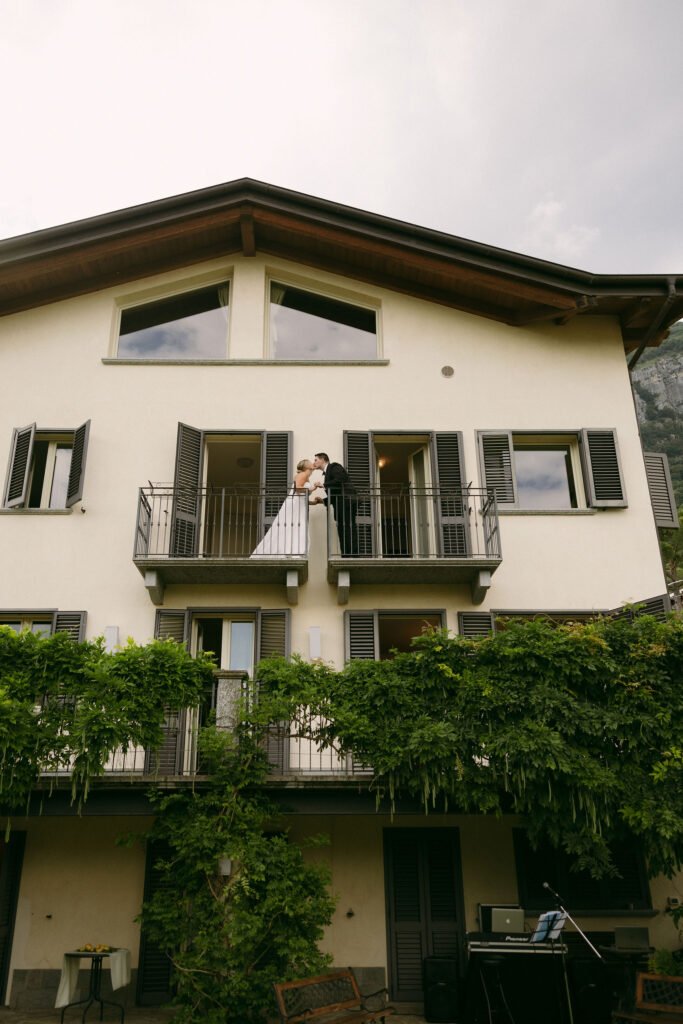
left=542, top=882, right=604, bottom=962
left=541, top=882, right=605, bottom=1024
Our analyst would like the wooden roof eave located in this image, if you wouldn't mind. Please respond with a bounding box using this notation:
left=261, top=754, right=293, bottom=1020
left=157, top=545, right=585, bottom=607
left=0, top=179, right=680, bottom=352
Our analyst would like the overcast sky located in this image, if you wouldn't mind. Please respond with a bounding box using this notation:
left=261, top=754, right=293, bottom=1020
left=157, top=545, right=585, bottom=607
left=1, top=0, right=681, bottom=273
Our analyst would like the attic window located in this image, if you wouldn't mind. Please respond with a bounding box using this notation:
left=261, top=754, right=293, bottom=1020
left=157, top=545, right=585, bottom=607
left=118, top=283, right=230, bottom=359
left=269, top=282, right=377, bottom=360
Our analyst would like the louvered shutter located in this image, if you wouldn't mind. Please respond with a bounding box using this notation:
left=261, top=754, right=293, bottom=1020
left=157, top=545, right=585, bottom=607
left=258, top=610, right=290, bottom=773
left=581, top=429, right=627, bottom=508
left=643, top=452, right=678, bottom=529
left=344, top=431, right=376, bottom=555
left=149, top=611, right=190, bottom=775
left=425, top=836, right=461, bottom=958
left=137, top=841, right=174, bottom=1005
left=386, top=834, right=425, bottom=1001
left=65, top=420, right=90, bottom=507
left=171, top=423, right=203, bottom=556
left=52, top=611, right=87, bottom=641
left=432, top=433, right=468, bottom=555
left=261, top=431, right=292, bottom=530
left=0, top=832, right=25, bottom=1002
left=154, top=609, right=190, bottom=646
left=3, top=423, right=36, bottom=508
left=345, top=611, right=379, bottom=660
left=609, top=594, right=670, bottom=623
left=478, top=431, right=516, bottom=505
left=458, top=612, right=495, bottom=637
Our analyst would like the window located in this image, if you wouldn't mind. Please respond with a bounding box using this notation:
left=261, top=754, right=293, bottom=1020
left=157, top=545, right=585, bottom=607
left=269, top=281, right=377, bottom=360
left=117, top=282, right=230, bottom=359
left=346, top=610, right=444, bottom=660
left=194, top=616, right=255, bottom=674
left=3, top=422, right=90, bottom=510
left=0, top=611, right=86, bottom=640
left=513, top=438, right=578, bottom=509
left=154, top=608, right=289, bottom=666
left=478, top=429, right=626, bottom=510
left=513, top=830, right=650, bottom=911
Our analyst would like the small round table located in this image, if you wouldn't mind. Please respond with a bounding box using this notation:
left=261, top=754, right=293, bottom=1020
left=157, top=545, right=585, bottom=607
left=60, top=950, right=125, bottom=1023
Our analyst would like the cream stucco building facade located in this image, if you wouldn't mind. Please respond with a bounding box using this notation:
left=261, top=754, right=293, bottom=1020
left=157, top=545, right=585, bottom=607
left=0, top=180, right=680, bottom=1012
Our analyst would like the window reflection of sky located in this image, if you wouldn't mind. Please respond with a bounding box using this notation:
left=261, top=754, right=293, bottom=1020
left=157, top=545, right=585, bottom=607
left=514, top=448, right=574, bottom=508
left=118, top=307, right=228, bottom=358
left=270, top=303, right=376, bottom=359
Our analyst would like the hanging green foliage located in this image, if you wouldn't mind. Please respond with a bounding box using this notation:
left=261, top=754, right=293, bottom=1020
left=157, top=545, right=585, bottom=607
left=256, top=613, right=683, bottom=880
left=0, top=626, right=214, bottom=816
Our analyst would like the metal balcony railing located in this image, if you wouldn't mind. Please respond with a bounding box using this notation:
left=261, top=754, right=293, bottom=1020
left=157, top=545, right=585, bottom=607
left=134, top=485, right=309, bottom=560
left=325, top=485, right=500, bottom=560
left=40, top=679, right=370, bottom=782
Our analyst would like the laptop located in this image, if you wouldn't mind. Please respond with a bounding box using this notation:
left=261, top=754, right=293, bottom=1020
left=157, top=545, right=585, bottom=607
left=491, top=907, right=525, bottom=933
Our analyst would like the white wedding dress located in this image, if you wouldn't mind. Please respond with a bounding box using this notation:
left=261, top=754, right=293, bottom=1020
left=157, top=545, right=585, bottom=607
left=251, top=483, right=309, bottom=557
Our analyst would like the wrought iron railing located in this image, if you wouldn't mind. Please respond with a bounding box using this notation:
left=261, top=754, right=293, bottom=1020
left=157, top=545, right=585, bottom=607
left=325, top=485, right=500, bottom=560
left=40, top=679, right=370, bottom=780
left=134, top=485, right=309, bottom=559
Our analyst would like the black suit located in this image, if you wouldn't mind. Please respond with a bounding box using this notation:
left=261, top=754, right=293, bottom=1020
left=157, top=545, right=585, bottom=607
left=323, top=462, right=358, bottom=556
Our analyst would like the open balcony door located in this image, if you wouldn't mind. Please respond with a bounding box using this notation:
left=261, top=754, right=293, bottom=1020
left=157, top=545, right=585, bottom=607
left=408, top=445, right=435, bottom=558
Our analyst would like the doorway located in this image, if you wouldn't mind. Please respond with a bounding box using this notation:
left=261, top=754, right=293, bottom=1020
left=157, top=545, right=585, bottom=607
left=202, top=436, right=262, bottom=555
left=383, top=828, right=464, bottom=1002
left=374, top=436, right=435, bottom=557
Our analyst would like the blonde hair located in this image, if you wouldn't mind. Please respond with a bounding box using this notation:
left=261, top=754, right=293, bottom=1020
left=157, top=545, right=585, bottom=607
left=297, top=459, right=311, bottom=471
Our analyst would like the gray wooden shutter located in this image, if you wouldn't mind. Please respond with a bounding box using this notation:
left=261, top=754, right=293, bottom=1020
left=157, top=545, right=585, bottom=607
left=3, top=423, right=36, bottom=508
left=171, top=423, right=203, bottom=556
left=432, top=432, right=468, bottom=556
left=137, top=841, right=174, bottom=1005
left=610, top=594, right=671, bottom=623
left=345, top=611, right=379, bottom=660
left=258, top=610, right=290, bottom=773
left=478, top=431, right=516, bottom=504
left=458, top=611, right=495, bottom=637
left=150, top=611, right=190, bottom=776
left=643, top=452, right=678, bottom=529
left=258, top=609, right=290, bottom=660
left=344, top=430, right=375, bottom=555
left=581, top=429, right=627, bottom=508
left=0, top=831, right=26, bottom=1003
left=261, top=431, right=292, bottom=528
left=52, top=611, right=87, bottom=641
left=154, top=609, right=190, bottom=646
left=65, top=420, right=91, bottom=507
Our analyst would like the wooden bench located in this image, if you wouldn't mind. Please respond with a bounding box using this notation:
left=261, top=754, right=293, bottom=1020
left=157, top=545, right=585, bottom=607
left=273, top=968, right=395, bottom=1024
left=613, top=972, right=683, bottom=1023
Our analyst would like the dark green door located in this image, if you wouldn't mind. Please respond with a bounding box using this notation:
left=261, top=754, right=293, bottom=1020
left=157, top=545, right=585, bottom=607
left=384, top=828, right=464, bottom=1002
left=0, top=832, right=26, bottom=1002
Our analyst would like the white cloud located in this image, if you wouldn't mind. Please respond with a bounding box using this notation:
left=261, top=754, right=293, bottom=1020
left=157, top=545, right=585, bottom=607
left=523, top=198, right=601, bottom=267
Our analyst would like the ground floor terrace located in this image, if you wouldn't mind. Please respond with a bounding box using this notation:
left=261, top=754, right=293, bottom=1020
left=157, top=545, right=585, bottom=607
left=1, top=808, right=679, bottom=1021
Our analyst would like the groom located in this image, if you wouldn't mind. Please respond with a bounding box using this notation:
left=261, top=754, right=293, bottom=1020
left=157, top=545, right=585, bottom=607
left=312, top=452, right=359, bottom=557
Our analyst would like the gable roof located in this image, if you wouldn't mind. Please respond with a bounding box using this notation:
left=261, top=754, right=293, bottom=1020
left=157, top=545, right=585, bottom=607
left=0, top=177, right=680, bottom=361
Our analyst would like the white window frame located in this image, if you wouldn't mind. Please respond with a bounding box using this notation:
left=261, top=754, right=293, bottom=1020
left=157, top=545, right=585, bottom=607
left=265, top=269, right=382, bottom=361
left=111, top=269, right=233, bottom=360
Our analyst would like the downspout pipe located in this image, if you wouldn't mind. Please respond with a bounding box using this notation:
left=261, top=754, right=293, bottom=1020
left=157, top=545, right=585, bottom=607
left=627, top=278, right=678, bottom=371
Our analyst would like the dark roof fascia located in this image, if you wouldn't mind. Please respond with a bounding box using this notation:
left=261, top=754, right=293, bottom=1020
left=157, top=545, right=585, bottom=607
left=0, top=177, right=676, bottom=298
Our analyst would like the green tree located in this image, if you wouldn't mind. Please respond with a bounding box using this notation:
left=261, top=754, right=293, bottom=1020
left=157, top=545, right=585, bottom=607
left=137, top=721, right=336, bottom=1024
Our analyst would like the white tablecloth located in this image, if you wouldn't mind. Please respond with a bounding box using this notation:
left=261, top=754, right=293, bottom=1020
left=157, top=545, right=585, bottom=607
left=55, top=948, right=131, bottom=1008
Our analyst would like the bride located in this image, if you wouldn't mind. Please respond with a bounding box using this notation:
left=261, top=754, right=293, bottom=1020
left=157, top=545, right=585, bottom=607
left=251, top=459, right=318, bottom=556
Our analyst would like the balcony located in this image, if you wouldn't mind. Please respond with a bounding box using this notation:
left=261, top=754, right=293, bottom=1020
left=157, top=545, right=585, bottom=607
left=133, top=485, right=309, bottom=604
left=326, top=486, right=501, bottom=603
left=40, top=676, right=371, bottom=786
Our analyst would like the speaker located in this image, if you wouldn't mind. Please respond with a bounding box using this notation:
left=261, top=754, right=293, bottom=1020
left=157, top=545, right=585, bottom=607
left=423, top=956, right=460, bottom=1023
